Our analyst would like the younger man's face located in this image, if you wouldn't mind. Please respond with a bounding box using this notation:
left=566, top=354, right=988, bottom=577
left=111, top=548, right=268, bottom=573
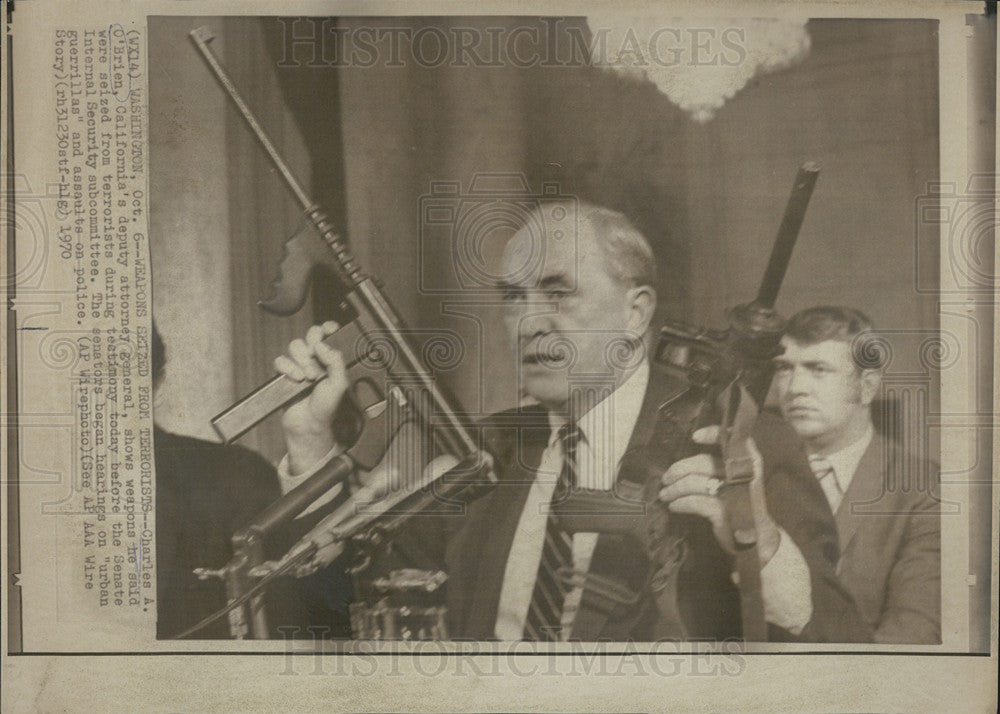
left=772, top=336, right=873, bottom=452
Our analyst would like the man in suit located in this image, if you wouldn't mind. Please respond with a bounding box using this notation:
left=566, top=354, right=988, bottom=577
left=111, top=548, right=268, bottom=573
left=772, top=306, right=941, bottom=644
left=276, top=202, right=868, bottom=642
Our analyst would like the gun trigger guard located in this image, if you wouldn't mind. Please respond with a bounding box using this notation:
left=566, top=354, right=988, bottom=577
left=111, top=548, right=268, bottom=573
left=362, top=399, right=387, bottom=420
left=348, top=376, right=386, bottom=413
left=346, top=550, right=372, bottom=575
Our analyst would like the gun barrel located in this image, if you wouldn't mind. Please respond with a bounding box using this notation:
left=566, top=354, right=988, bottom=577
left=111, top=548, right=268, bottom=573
left=190, top=27, right=313, bottom=211
left=755, top=162, right=820, bottom=308
left=194, top=27, right=479, bottom=460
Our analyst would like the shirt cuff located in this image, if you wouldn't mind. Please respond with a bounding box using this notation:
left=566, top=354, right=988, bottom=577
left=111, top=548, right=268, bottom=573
left=277, top=446, right=345, bottom=517
left=757, top=527, right=813, bottom=635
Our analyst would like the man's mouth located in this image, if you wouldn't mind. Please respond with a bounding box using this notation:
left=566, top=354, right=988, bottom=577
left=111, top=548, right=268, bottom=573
left=785, top=404, right=819, bottom=417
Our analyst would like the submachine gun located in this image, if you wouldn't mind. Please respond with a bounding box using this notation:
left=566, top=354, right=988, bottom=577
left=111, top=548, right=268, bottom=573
left=648, top=163, right=820, bottom=640
left=177, top=27, right=495, bottom=640
left=549, top=163, right=819, bottom=642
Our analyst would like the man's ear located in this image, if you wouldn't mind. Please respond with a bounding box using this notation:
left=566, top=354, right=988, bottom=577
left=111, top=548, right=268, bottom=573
left=626, top=285, right=657, bottom=337
left=859, top=368, right=882, bottom=406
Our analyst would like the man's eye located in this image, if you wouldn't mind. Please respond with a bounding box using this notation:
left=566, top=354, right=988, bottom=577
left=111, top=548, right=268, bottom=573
left=546, top=289, right=569, bottom=300
left=773, top=363, right=792, bottom=374
left=501, top=289, right=523, bottom=302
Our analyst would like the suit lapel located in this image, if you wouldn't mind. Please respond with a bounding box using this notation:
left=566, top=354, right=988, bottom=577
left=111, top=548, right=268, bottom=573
left=623, top=363, right=690, bottom=453
left=453, top=417, right=548, bottom=639
left=834, top=437, right=890, bottom=558
left=571, top=364, right=689, bottom=640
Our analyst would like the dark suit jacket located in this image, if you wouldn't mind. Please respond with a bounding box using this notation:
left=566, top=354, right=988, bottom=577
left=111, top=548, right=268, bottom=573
left=155, top=427, right=281, bottom=639
left=832, top=435, right=941, bottom=644
left=155, top=427, right=353, bottom=639
left=411, top=364, right=873, bottom=642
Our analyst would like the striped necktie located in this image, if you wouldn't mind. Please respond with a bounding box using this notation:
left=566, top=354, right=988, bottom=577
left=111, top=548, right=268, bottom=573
left=808, top=454, right=844, bottom=514
left=522, top=422, right=581, bottom=641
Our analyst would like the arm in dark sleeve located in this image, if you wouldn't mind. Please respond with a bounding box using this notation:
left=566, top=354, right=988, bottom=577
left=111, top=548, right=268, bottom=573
left=753, top=413, right=874, bottom=643
left=155, top=429, right=282, bottom=639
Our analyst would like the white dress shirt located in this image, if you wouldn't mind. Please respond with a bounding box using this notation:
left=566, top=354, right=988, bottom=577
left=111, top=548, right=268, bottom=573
left=494, top=361, right=813, bottom=639
left=494, top=362, right=650, bottom=640
left=811, top=424, right=875, bottom=514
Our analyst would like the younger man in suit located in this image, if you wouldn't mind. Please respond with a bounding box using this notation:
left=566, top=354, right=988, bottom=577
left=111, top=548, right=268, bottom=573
left=772, top=306, right=941, bottom=644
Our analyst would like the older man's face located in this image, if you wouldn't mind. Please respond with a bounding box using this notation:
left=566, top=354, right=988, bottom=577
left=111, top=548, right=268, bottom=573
left=497, top=222, right=641, bottom=414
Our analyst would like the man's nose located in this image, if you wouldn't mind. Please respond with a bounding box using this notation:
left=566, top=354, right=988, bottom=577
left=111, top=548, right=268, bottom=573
left=785, top=366, right=811, bottom=396
left=513, top=295, right=555, bottom=339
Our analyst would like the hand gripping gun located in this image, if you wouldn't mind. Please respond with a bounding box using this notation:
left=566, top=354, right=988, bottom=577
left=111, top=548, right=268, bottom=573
left=646, top=163, right=820, bottom=641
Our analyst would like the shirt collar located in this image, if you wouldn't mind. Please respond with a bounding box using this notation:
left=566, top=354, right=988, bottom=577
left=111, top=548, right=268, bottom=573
left=818, top=424, right=874, bottom=495
left=547, top=360, right=650, bottom=489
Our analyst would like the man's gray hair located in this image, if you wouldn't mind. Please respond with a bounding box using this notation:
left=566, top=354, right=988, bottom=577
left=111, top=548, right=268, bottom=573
left=518, top=199, right=657, bottom=289
left=579, top=203, right=657, bottom=289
